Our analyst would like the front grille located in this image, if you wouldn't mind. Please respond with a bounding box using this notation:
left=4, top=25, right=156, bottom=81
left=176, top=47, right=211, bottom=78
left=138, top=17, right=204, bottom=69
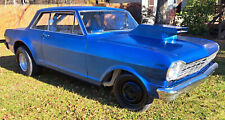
left=178, top=52, right=218, bottom=79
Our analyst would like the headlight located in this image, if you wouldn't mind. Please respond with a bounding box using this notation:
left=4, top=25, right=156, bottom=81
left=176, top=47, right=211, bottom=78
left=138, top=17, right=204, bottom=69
left=166, top=61, right=186, bottom=81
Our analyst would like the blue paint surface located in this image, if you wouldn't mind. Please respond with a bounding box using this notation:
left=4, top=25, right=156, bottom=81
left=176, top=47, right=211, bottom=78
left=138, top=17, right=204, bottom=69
left=4, top=6, right=219, bottom=98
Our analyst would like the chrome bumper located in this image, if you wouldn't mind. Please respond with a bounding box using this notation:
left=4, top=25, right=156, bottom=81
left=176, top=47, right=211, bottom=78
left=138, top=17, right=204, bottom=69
left=157, top=62, right=218, bottom=102
left=4, top=41, right=9, bottom=49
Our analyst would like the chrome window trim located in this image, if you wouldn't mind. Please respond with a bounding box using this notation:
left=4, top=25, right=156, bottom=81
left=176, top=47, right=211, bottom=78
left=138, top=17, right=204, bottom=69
left=88, top=29, right=132, bottom=35
left=78, top=10, right=138, bottom=35
left=30, top=10, right=85, bottom=36
left=30, top=12, right=51, bottom=31
left=42, top=29, right=85, bottom=37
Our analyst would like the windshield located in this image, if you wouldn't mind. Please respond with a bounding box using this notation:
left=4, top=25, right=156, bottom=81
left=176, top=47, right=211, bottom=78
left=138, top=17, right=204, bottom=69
left=80, top=11, right=138, bottom=34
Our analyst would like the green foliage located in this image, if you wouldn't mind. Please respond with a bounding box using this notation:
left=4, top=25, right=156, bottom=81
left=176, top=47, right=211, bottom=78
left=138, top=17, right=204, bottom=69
left=178, top=0, right=216, bottom=35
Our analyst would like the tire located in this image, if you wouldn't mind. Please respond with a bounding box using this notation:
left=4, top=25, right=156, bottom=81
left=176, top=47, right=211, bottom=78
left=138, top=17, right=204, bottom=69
left=113, top=73, right=154, bottom=112
left=16, top=46, right=40, bottom=76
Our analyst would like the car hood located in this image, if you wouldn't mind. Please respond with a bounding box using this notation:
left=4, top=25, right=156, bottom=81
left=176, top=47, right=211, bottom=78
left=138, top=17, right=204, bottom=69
left=90, top=27, right=219, bottom=64
left=129, top=24, right=219, bottom=63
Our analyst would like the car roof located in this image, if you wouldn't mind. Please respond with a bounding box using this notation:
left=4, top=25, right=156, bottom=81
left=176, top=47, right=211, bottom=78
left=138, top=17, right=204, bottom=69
left=38, top=6, right=126, bottom=12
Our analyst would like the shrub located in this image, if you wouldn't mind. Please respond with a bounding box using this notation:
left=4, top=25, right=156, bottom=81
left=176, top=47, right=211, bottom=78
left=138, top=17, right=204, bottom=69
left=178, top=0, right=216, bottom=35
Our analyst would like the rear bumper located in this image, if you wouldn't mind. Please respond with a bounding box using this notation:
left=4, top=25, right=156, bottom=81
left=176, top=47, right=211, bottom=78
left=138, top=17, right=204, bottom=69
left=157, top=62, right=218, bottom=102
left=4, top=41, right=9, bottom=49
left=0, top=40, right=9, bottom=49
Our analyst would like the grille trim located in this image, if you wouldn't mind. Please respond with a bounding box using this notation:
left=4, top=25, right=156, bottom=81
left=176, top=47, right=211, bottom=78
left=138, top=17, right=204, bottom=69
left=177, top=51, right=218, bottom=80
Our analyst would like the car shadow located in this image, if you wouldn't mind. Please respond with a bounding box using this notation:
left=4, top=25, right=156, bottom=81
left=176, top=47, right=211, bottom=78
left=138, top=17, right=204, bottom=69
left=0, top=55, right=118, bottom=108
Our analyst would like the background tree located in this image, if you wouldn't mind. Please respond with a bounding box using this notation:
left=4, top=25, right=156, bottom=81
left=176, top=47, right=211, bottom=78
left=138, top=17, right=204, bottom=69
left=178, top=0, right=216, bottom=35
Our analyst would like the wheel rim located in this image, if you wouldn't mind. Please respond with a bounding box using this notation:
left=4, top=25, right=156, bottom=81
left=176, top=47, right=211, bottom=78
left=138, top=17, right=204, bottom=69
left=121, top=81, right=143, bottom=104
left=19, top=53, right=28, bottom=71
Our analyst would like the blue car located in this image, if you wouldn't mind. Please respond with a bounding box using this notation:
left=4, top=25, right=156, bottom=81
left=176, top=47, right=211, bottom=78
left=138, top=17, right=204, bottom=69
left=4, top=6, right=219, bottom=112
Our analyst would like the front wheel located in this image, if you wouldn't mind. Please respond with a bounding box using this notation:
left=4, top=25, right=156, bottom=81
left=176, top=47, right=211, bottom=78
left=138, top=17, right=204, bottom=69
left=16, top=46, right=40, bottom=76
left=113, top=73, right=154, bottom=112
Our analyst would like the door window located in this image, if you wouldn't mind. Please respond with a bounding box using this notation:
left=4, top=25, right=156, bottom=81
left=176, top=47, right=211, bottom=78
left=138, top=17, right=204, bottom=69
left=49, top=12, right=83, bottom=35
left=32, top=13, right=50, bottom=30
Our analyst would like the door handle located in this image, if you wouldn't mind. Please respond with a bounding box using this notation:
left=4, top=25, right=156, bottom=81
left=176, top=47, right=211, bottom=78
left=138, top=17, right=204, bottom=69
left=41, top=34, right=50, bottom=38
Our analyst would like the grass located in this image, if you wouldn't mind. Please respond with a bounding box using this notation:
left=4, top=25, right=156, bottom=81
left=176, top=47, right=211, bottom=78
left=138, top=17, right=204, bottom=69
left=0, top=40, right=225, bottom=119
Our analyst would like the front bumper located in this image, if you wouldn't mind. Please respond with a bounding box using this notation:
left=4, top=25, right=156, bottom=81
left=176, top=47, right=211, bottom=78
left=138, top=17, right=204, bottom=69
left=157, top=62, right=218, bottom=102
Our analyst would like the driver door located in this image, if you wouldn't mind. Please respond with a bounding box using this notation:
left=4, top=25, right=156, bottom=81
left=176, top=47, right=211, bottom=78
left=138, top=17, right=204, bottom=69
left=41, top=11, right=87, bottom=80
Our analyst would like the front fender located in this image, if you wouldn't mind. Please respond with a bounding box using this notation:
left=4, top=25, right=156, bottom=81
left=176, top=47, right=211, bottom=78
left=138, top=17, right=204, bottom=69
left=100, top=65, right=155, bottom=94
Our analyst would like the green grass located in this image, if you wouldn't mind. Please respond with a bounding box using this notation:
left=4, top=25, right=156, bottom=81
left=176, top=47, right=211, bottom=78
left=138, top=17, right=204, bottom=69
left=0, top=41, right=224, bottom=119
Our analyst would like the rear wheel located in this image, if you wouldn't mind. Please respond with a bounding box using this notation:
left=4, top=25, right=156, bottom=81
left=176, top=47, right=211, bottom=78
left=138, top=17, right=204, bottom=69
left=16, top=46, right=40, bottom=76
left=113, top=73, right=154, bottom=112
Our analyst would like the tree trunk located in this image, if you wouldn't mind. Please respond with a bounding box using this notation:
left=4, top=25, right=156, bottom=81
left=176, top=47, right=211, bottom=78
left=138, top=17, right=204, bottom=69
left=13, top=0, right=17, bottom=5
left=5, top=0, right=7, bottom=7
left=181, top=0, right=188, bottom=10
left=218, top=0, right=221, bottom=5
left=155, top=0, right=168, bottom=24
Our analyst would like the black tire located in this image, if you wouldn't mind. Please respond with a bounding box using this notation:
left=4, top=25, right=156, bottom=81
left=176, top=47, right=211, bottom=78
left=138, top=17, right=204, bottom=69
left=16, top=46, right=40, bottom=76
left=113, top=73, right=154, bottom=112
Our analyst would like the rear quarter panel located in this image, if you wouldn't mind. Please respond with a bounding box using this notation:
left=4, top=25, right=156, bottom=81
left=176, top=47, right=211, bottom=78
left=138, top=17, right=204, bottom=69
left=4, top=28, right=42, bottom=64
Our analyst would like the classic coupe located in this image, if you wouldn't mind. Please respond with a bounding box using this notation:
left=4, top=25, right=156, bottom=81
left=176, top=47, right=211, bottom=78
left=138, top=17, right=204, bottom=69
left=4, top=6, right=219, bottom=112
